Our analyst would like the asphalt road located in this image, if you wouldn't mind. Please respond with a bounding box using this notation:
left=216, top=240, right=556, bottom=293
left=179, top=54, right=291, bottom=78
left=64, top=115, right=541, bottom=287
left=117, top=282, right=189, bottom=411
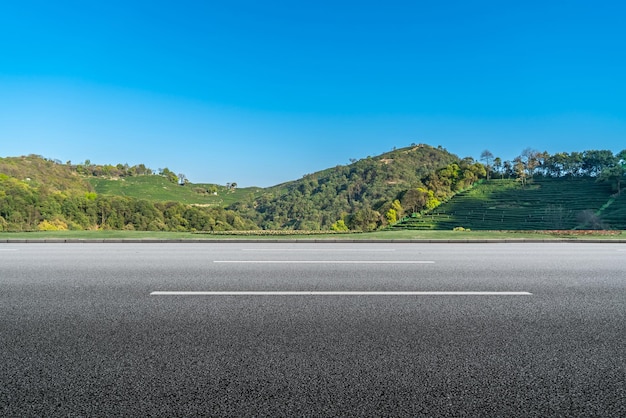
left=1, top=243, right=625, bottom=417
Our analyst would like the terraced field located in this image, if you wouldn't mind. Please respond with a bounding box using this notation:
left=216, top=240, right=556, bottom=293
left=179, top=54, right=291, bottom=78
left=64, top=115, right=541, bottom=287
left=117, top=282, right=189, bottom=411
left=87, top=176, right=264, bottom=206
left=599, top=191, right=626, bottom=229
left=392, top=178, right=620, bottom=230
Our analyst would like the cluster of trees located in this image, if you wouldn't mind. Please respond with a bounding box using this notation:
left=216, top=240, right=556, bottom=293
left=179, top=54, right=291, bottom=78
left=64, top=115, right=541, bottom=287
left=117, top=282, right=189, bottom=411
left=0, top=177, right=255, bottom=232
left=73, top=160, right=154, bottom=178
left=482, top=149, right=626, bottom=193
left=71, top=160, right=189, bottom=185
left=0, top=156, right=255, bottom=232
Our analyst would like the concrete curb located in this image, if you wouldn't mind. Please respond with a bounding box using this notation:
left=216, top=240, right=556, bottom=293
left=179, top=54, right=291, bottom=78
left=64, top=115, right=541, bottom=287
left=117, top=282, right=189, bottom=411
left=1, top=239, right=625, bottom=244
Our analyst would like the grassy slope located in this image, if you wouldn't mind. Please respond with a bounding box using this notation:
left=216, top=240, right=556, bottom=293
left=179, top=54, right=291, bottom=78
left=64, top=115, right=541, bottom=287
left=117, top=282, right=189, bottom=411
left=393, top=177, right=624, bottom=230
left=0, top=156, right=90, bottom=193
left=87, top=176, right=264, bottom=206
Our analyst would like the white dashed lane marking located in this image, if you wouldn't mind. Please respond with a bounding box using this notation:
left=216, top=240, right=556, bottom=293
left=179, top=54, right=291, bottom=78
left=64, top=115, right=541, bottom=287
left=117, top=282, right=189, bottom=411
left=214, top=260, right=434, bottom=264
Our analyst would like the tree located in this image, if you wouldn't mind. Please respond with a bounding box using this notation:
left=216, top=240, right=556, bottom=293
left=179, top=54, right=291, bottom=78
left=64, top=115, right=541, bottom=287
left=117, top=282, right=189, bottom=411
left=503, top=161, right=513, bottom=178
left=566, top=152, right=584, bottom=176
left=582, top=150, right=618, bottom=176
left=401, top=188, right=428, bottom=214
left=493, top=157, right=503, bottom=179
left=514, top=157, right=527, bottom=186
left=545, top=152, right=569, bottom=177
left=391, top=199, right=403, bottom=218
left=598, top=165, right=625, bottom=195
left=347, top=208, right=380, bottom=231
left=159, top=167, right=178, bottom=184
left=480, top=150, right=494, bottom=180
left=521, top=148, right=540, bottom=179
left=385, top=208, right=398, bottom=224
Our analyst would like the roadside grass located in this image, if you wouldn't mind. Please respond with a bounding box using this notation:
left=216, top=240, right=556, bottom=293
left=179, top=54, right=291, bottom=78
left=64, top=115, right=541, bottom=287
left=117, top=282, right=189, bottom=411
left=87, top=176, right=264, bottom=206
left=1, top=229, right=623, bottom=241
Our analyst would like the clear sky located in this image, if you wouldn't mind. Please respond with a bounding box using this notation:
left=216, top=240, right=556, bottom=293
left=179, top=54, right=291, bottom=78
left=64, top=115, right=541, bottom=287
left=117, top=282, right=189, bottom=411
left=1, top=1, right=625, bottom=186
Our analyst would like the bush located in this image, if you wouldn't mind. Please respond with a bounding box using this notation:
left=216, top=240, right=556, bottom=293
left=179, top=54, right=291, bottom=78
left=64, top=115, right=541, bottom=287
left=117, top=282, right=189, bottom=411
left=38, top=219, right=69, bottom=231
left=331, top=219, right=349, bottom=231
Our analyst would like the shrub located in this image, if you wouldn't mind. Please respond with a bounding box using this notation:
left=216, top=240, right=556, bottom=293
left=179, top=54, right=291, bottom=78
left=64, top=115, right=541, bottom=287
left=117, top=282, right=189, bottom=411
left=38, top=219, right=69, bottom=231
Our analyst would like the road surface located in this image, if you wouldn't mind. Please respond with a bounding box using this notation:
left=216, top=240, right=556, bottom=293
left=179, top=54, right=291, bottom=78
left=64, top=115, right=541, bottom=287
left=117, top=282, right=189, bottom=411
left=1, top=243, right=624, bottom=416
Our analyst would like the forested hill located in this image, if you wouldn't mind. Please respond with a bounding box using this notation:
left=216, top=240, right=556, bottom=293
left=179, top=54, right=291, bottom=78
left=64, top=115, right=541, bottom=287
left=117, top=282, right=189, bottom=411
left=9, top=145, right=621, bottom=233
left=0, top=155, right=256, bottom=232
left=0, top=146, right=484, bottom=232
left=231, top=144, right=484, bottom=230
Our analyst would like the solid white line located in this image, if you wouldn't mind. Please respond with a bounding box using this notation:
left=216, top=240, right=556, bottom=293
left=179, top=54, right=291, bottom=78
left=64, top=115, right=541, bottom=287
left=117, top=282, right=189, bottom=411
left=151, top=291, right=532, bottom=296
left=0, top=249, right=18, bottom=251
left=214, top=260, right=434, bottom=264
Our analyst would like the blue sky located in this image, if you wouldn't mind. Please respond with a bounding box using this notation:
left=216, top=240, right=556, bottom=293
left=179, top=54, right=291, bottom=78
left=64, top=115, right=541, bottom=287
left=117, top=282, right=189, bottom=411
left=1, top=1, right=625, bottom=186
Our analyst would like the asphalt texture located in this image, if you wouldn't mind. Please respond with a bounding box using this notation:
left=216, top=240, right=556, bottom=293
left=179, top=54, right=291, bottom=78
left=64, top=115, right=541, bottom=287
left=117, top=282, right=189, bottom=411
left=1, top=242, right=625, bottom=417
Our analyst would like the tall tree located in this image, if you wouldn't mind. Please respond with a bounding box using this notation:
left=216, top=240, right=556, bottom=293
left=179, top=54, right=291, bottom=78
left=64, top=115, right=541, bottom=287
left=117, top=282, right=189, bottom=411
left=521, top=148, right=540, bottom=179
left=493, top=157, right=502, bottom=179
left=514, top=157, right=527, bottom=186
left=480, top=150, right=494, bottom=180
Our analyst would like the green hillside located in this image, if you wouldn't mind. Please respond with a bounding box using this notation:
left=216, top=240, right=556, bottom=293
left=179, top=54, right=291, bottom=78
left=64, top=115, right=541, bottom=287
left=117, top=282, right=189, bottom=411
left=0, top=156, right=257, bottom=232
left=3, top=147, right=623, bottom=233
left=392, top=178, right=624, bottom=230
left=0, top=155, right=91, bottom=194
left=233, top=144, right=465, bottom=230
left=88, top=176, right=263, bottom=206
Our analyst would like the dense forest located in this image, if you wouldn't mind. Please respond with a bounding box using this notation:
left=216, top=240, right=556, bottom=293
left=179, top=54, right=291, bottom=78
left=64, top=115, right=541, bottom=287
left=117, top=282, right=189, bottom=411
left=1, top=146, right=624, bottom=232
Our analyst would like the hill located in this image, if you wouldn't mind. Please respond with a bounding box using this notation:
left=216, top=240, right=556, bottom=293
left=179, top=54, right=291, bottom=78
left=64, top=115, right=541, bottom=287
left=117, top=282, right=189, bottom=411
left=0, top=155, right=92, bottom=194
left=231, top=144, right=473, bottom=230
left=0, top=155, right=256, bottom=232
left=3, top=146, right=623, bottom=232
left=392, top=178, right=625, bottom=230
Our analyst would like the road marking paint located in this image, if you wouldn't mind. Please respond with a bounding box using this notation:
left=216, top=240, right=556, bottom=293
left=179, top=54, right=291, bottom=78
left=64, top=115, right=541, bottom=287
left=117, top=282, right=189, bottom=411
left=241, top=249, right=397, bottom=252
left=214, top=260, right=434, bottom=264
left=0, top=249, right=18, bottom=251
left=151, top=291, right=532, bottom=296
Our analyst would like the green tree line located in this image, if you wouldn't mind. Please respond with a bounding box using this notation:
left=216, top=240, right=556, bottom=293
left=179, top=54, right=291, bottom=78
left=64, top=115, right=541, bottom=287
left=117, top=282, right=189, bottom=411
left=485, top=148, right=626, bottom=194
left=0, top=177, right=256, bottom=232
left=0, top=156, right=255, bottom=232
